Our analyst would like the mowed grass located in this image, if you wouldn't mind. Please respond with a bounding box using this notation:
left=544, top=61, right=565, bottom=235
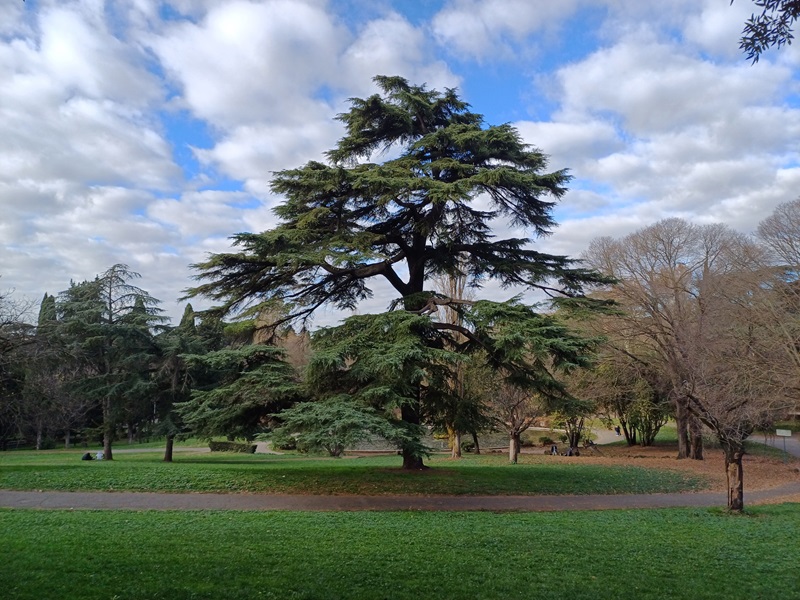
left=0, top=449, right=707, bottom=495
left=2, top=505, right=799, bottom=600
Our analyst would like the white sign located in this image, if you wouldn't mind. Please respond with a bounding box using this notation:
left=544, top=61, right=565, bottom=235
left=776, top=429, right=792, bottom=437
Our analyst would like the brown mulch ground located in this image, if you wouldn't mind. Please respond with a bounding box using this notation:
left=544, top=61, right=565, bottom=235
left=540, top=443, right=800, bottom=504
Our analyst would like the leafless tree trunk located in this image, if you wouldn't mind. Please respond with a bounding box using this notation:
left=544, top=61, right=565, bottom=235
left=675, top=399, right=691, bottom=459
left=509, top=432, right=521, bottom=464
left=723, top=442, right=745, bottom=511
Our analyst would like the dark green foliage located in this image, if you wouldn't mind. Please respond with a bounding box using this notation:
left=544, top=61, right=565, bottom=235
left=269, top=429, right=298, bottom=450
left=54, top=265, right=165, bottom=459
left=274, top=398, right=414, bottom=457
left=185, top=76, right=608, bottom=466
left=186, top=75, right=607, bottom=323
left=208, top=440, right=256, bottom=453
left=178, top=344, right=301, bottom=440
left=152, top=303, right=212, bottom=460
left=305, top=311, right=452, bottom=460
left=36, top=293, right=56, bottom=328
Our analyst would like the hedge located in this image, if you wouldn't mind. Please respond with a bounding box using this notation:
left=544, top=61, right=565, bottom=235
left=208, top=441, right=257, bottom=453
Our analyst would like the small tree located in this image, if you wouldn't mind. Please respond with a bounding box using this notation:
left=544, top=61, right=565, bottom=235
left=488, top=377, right=544, bottom=464
left=572, top=356, right=670, bottom=447
left=273, top=398, right=413, bottom=457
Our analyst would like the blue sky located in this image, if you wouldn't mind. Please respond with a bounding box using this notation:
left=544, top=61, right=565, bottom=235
left=2, top=0, right=799, bottom=324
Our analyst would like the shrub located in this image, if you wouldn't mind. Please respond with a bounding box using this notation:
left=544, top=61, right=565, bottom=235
left=39, top=438, right=57, bottom=450
left=539, top=436, right=554, bottom=446
left=208, top=441, right=256, bottom=453
left=270, top=431, right=298, bottom=451
left=460, top=440, right=475, bottom=453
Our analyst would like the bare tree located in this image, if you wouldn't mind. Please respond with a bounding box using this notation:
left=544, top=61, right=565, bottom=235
left=584, top=219, right=738, bottom=459
left=486, top=376, right=544, bottom=464
left=431, top=257, right=479, bottom=459
left=587, top=219, right=790, bottom=510
left=756, top=199, right=800, bottom=415
left=681, top=252, right=790, bottom=510
left=0, top=285, right=33, bottom=448
left=757, top=198, right=800, bottom=267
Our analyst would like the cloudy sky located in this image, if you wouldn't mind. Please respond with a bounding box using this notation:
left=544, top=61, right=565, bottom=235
left=2, top=0, right=798, bottom=325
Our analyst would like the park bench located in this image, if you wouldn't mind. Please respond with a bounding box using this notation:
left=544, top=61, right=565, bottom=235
left=1, top=439, right=27, bottom=450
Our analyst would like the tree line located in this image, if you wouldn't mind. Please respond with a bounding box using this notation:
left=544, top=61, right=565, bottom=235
left=1, top=76, right=798, bottom=512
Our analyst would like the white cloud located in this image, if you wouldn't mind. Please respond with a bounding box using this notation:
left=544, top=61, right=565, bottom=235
left=341, top=12, right=458, bottom=93
left=432, top=0, right=581, bottom=60
left=195, top=117, right=343, bottom=189
left=151, top=0, right=345, bottom=129
left=2, top=0, right=799, bottom=325
left=515, top=119, right=624, bottom=172
left=683, top=0, right=754, bottom=59
left=555, top=39, right=789, bottom=135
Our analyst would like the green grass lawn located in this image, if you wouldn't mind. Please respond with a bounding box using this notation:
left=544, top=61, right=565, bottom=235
left=1, top=505, right=798, bottom=600
left=0, top=449, right=707, bottom=496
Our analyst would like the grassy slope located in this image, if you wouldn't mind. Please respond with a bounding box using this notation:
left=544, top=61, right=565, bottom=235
left=1, top=505, right=798, bottom=600
left=0, top=450, right=707, bottom=495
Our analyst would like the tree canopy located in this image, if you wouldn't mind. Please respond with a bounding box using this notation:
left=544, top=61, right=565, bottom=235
left=186, top=75, right=607, bottom=468
left=186, top=75, right=606, bottom=326
left=56, top=264, right=165, bottom=459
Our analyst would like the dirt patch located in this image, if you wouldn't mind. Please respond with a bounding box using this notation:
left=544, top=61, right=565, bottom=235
left=522, top=444, right=800, bottom=494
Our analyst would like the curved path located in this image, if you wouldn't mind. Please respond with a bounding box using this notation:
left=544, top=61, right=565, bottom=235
left=2, top=482, right=799, bottom=512
left=752, top=431, right=800, bottom=458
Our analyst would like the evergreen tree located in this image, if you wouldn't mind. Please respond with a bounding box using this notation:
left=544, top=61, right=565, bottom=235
left=186, top=76, right=607, bottom=468
left=177, top=342, right=300, bottom=441
left=57, top=265, right=164, bottom=459
left=153, top=303, right=209, bottom=461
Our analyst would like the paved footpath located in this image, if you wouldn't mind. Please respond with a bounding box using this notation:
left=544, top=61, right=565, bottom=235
left=2, top=482, right=800, bottom=512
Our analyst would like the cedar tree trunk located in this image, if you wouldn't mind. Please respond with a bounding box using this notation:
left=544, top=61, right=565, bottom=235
left=401, top=402, right=426, bottom=470
left=163, top=433, right=175, bottom=463
left=102, top=397, right=113, bottom=460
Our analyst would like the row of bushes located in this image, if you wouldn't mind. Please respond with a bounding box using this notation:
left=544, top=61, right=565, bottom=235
left=208, top=441, right=257, bottom=453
